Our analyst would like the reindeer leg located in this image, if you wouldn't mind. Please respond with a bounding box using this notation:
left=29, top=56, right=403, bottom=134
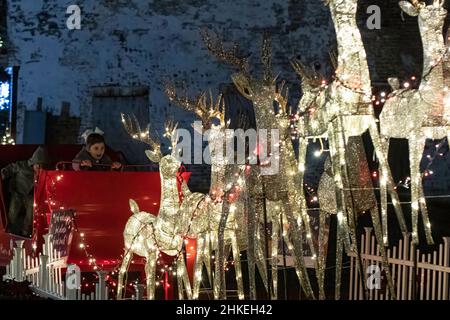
left=204, top=233, right=212, bottom=286
left=177, top=254, right=193, bottom=300
left=318, top=210, right=327, bottom=300
left=145, top=250, right=157, bottom=300
left=117, top=249, right=133, bottom=300
left=255, top=224, right=269, bottom=294
left=231, top=232, right=244, bottom=300
left=334, top=214, right=345, bottom=300
left=409, top=137, right=425, bottom=244
left=327, top=125, right=345, bottom=300
left=280, top=198, right=316, bottom=299
left=329, top=118, right=365, bottom=299
left=295, top=137, right=321, bottom=289
left=328, top=121, right=351, bottom=250
left=369, top=208, right=397, bottom=299
left=245, top=165, right=261, bottom=300
left=280, top=211, right=314, bottom=299
left=193, top=236, right=205, bottom=299
left=177, top=256, right=184, bottom=300
left=419, top=182, right=434, bottom=245
left=369, top=120, right=407, bottom=236
left=270, top=213, right=280, bottom=300
left=214, top=200, right=231, bottom=300
left=379, top=140, right=390, bottom=246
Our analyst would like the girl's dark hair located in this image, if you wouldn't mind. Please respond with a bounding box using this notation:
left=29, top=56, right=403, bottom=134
left=86, top=133, right=105, bottom=148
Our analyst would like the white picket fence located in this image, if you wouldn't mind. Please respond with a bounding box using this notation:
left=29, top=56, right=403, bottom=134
left=348, top=227, right=450, bottom=300
left=2, top=234, right=110, bottom=300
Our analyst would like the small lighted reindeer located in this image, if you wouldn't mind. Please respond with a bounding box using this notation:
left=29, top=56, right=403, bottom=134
left=379, top=0, right=448, bottom=245
left=117, top=115, right=193, bottom=299
left=166, top=84, right=269, bottom=300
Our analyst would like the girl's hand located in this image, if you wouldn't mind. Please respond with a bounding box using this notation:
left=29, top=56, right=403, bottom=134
left=80, top=160, right=92, bottom=167
left=111, top=162, right=122, bottom=170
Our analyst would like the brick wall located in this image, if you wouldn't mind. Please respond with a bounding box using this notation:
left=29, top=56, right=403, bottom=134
left=4, top=0, right=450, bottom=192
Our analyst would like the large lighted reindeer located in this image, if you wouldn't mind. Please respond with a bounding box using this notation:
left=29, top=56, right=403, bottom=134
left=117, top=116, right=193, bottom=300
left=380, top=0, right=448, bottom=245
left=165, top=84, right=269, bottom=300
left=291, top=0, right=405, bottom=299
left=202, top=30, right=319, bottom=299
left=293, top=56, right=399, bottom=299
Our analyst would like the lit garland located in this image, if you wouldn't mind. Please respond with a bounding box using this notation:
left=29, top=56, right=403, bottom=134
left=379, top=0, right=448, bottom=246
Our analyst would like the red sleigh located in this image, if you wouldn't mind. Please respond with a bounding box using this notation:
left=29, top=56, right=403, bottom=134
left=0, top=145, right=195, bottom=298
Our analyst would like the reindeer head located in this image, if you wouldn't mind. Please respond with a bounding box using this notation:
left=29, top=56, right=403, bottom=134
left=165, top=82, right=231, bottom=167
left=232, top=33, right=280, bottom=107
left=400, top=0, right=447, bottom=28
left=292, top=58, right=325, bottom=114
left=158, top=121, right=182, bottom=177
left=121, top=113, right=181, bottom=177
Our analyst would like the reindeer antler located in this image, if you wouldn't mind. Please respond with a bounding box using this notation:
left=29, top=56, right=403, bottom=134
left=275, top=80, right=290, bottom=115
left=163, top=120, right=179, bottom=150
left=165, top=81, right=198, bottom=113
left=199, top=90, right=226, bottom=127
left=410, top=0, right=426, bottom=7
left=235, top=111, right=249, bottom=130
left=165, top=81, right=225, bottom=129
left=121, top=113, right=162, bottom=159
left=201, top=29, right=249, bottom=73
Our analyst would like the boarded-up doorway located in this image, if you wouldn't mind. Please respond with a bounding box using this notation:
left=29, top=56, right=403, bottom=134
left=92, top=86, right=150, bottom=165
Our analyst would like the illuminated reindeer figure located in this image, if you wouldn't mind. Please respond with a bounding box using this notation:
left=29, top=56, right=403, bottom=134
left=293, top=58, right=399, bottom=300
left=202, top=30, right=318, bottom=299
left=290, top=0, right=405, bottom=299
left=166, top=84, right=269, bottom=300
left=117, top=116, right=193, bottom=299
left=379, top=0, right=449, bottom=245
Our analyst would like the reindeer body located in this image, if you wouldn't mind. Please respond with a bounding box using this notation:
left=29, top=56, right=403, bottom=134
left=117, top=117, right=192, bottom=300
left=379, top=0, right=448, bottom=245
